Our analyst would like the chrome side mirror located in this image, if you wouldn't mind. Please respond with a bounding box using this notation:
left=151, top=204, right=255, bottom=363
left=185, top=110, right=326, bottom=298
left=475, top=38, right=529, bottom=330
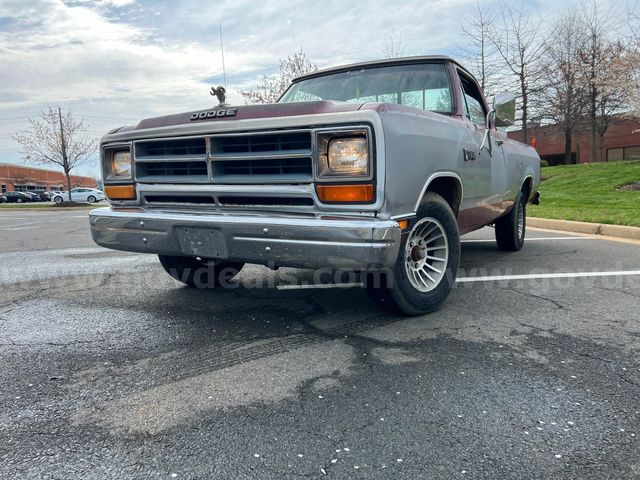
left=479, top=110, right=494, bottom=153
left=494, top=93, right=516, bottom=127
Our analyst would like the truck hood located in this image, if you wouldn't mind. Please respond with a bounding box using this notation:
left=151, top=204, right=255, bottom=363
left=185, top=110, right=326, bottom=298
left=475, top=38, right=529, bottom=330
left=131, top=101, right=363, bottom=131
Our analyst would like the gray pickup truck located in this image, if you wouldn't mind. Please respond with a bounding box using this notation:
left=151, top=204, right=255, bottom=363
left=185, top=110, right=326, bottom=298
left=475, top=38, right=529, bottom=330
left=91, top=56, right=540, bottom=315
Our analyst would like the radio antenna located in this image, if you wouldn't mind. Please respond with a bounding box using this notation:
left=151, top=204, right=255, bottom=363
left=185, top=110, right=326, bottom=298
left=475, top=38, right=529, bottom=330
left=219, top=24, right=227, bottom=89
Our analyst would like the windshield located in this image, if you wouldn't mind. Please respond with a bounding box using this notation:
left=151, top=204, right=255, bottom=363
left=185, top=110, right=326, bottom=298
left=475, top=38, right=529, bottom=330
left=279, top=62, right=453, bottom=113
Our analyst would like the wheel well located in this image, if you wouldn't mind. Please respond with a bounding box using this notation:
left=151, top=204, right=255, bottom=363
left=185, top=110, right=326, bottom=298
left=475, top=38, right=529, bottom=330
left=424, top=176, right=462, bottom=215
left=521, top=177, right=533, bottom=202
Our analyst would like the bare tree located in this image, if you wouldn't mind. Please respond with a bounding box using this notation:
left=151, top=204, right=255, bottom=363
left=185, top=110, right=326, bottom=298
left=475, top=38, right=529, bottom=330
left=578, top=1, right=626, bottom=162
left=459, top=1, right=501, bottom=97
left=13, top=107, right=97, bottom=195
left=383, top=32, right=405, bottom=59
left=240, top=48, right=318, bottom=104
left=539, top=9, right=587, bottom=164
left=490, top=3, right=547, bottom=144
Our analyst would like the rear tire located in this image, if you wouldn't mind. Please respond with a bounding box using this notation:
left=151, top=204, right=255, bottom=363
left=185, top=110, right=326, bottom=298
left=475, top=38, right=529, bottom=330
left=495, top=192, right=526, bottom=251
left=158, top=255, right=244, bottom=288
left=54, top=196, right=63, bottom=204
left=16, top=198, right=23, bottom=203
left=366, top=192, right=460, bottom=316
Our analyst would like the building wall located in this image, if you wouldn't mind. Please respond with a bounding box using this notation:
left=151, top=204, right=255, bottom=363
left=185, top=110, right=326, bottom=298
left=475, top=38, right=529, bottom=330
left=507, top=117, right=640, bottom=165
left=0, top=163, right=96, bottom=193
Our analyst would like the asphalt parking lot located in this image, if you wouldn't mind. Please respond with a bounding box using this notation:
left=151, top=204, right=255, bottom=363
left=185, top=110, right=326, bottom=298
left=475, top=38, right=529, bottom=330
left=1, top=209, right=639, bottom=479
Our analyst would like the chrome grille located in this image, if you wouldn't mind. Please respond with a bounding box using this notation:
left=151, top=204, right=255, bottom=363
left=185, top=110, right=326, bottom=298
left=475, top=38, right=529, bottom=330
left=133, top=131, right=314, bottom=184
left=210, top=131, right=313, bottom=183
left=134, top=137, right=208, bottom=183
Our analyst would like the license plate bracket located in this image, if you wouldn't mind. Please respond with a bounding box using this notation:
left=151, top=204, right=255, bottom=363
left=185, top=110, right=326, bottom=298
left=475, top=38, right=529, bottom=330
left=176, top=227, right=228, bottom=258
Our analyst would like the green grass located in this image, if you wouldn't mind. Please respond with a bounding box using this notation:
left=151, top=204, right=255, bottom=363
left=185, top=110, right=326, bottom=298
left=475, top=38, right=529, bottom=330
left=529, top=160, right=640, bottom=227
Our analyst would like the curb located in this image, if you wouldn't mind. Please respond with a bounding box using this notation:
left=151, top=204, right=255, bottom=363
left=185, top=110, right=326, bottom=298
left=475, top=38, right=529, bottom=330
left=528, top=217, right=640, bottom=241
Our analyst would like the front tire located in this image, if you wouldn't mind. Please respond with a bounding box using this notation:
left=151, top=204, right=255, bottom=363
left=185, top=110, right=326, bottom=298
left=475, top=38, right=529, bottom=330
left=159, top=255, right=244, bottom=288
left=367, top=192, right=460, bottom=316
left=87, top=195, right=97, bottom=204
left=495, top=192, right=526, bottom=251
left=54, top=196, right=63, bottom=204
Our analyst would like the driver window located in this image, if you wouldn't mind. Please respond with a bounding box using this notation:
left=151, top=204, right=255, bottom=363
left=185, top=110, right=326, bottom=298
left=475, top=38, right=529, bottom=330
left=459, top=72, right=487, bottom=126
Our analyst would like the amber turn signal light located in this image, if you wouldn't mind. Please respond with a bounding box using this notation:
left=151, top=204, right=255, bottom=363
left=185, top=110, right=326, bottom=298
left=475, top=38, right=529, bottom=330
left=316, top=184, right=374, bottom=203
left=397, top=219, right=409, bottom=230
left=104, top=184, right=136, bottom=200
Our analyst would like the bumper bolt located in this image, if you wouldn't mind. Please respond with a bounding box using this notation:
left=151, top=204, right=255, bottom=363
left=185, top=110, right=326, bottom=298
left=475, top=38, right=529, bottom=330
left=263, top=228, right=269, bottom=235
left=265, top=246, right=271, bottom=253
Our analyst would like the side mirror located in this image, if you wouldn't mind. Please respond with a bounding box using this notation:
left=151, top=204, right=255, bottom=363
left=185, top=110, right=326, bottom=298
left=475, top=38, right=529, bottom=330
left=493, top=93, right=517, bottom=127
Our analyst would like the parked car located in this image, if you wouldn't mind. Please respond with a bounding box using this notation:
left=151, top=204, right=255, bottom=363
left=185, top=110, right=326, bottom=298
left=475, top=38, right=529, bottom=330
left=91, top=55, right=540, bottom=315
left=0, top=194, right=7, bottom=203
left=4, top=192, right=31, bottom=203
left=52, top=188, right=106, bottom=204
left=24, top=192, right=42, bottom=202
left=35, top=191, right=51, bottom=201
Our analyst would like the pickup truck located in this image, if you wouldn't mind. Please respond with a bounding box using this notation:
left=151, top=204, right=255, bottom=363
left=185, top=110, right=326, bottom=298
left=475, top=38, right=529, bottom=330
left=90, top=56, right=540, bottom=315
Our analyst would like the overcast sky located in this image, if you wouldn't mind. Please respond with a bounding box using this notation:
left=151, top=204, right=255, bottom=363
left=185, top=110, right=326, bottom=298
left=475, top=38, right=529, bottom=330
left=0, top=0, right=587, bottom=176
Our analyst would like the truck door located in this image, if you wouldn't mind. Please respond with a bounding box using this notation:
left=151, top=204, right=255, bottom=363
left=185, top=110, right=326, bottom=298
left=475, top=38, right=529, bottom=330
left=457, top=71, right=493, bottom=227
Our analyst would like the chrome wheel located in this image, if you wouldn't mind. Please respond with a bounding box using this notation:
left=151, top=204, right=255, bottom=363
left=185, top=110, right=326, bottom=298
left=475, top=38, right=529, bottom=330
left=404, top=217, right=449, bottom=292
left=517, top=202, right=525, bottom=240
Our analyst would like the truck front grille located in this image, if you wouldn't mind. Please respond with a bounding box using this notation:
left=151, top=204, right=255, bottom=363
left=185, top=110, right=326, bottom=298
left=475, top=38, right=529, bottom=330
left=132, top=130, right=314, bottom=184
left=209, top=131, right=313, bottom=183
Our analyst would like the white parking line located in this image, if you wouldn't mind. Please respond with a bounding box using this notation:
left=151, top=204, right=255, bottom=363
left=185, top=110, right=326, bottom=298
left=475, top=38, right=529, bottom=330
left=9, top=226, right=38, bottom=231
left=0, top=221, right=49, bottom=228
left=277, top=283, right=364, bottom=290
left=457, top=270, right=640, bottom=283
left=276, top=270, right=640, bottom=290
left=461, top=236, right=595, bottom=243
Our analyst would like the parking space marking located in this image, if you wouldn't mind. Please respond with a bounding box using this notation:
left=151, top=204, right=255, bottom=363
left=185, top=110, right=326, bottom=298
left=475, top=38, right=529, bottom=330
left=457, top=270, right=640, bottom=283
left=461, top=236, right=596, bottom=243
left=277, top=283, right=364, bottom=290
left=9, top=226, right=38, bottom=231
left=275, top=270, right=640, bottom=290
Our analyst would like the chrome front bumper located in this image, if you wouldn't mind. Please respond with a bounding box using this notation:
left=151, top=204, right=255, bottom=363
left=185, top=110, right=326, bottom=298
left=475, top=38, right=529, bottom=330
left=89, top=207, right=401, bottom=270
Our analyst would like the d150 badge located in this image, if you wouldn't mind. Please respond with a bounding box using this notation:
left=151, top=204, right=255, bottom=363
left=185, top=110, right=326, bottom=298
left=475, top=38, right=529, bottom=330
left=190, top=109, right=237, bottom=121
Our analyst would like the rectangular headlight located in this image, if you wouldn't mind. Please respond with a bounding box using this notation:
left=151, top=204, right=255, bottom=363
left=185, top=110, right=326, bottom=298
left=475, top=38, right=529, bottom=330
left=106, top=149, right=132, bottom=180
left=328, top=138, right=368, bottom=174
left=317, top=130, right=371, bottom=178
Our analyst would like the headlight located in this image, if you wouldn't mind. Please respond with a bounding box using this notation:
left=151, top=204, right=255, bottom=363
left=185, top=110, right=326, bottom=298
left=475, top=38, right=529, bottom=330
left=317, top=130, right=371, bottom=178
left=328, top=138, right=368, bottom=174
left=107, top=150, right=132, bottom=180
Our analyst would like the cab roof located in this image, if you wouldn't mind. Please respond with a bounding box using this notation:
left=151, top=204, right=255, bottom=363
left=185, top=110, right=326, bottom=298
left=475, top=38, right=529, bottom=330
left=292, top=55, right=476, bottom=83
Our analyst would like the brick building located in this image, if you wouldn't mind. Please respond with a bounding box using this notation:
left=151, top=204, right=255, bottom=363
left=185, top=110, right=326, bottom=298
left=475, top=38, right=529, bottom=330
left=0, top=163, right=97, bottom=194
left=508, top=117, right=640, bottom=165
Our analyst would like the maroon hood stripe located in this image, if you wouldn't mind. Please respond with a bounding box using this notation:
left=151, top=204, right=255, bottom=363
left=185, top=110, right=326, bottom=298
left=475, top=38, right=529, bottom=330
left=135, top=101, right=363, bottom=130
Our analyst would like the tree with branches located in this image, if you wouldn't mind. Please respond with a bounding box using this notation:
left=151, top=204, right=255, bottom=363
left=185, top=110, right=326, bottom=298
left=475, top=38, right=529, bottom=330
left=13, top=107, right=97, bottom=196
left=577, top=1, right=629, bottom=162
left=490, top=2, right=547, bottom=144
left=383, top=31, right=405, bottom=59
left=240, top=48, right=318, bottom=104
left=459, top=1, right=501, bottom=98
left=539, top=8, right=588, bottom=164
